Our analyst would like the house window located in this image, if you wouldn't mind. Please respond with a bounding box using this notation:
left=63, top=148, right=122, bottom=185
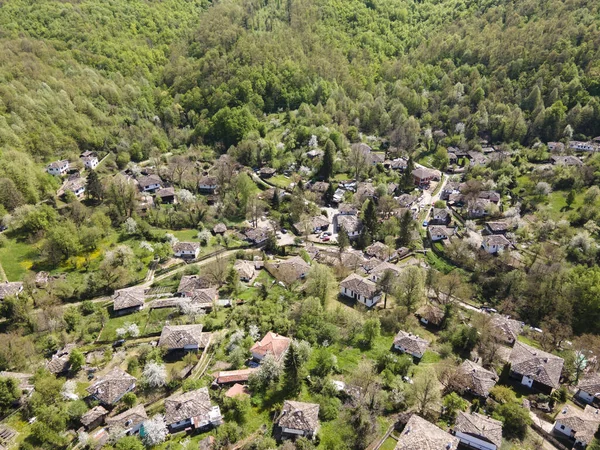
left=560, top=425, right=565, bottom=430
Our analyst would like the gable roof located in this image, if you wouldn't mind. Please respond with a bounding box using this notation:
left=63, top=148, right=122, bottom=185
left=0, top=282, right=23, bottom=300
left=432, top=208, right=450, bottom=219
left=137, top=174, right=162, bottom=189
left=365, top=241, right=394, bottom=260
left=155, top=186, right=176, bottom=198
left=276, top=400, right=320, bottom=432
left=173, top=241, right=201, bottom=253
left=370, top=261, right=402, bottom=277
left=81, top=405, right=109, bottom=427
left=340, top=273, right=380, bottom=299
left=159, top=325, right=210, bottom=350
left=555, top=405, right=600, bottom=445
left=199, top=175, right=217, bottom=186
left=396, top=414, right=459, bottom=450
left=458, top=360, right=498, bottom=398
left=214, top=368, right=258, bottom=384
left=485, top=221, right=509, bottom=233
left=454, top=411, right=503, bottom=448
left=164, top=387, right=215, bottom=426
left=233, top=260, right=255, bottom=279
left=428, top=225, right=455, bottom=238
left=416, top=303, right=445, bottom=326
left=177, top=275, right=212, bottom=294
left=245, top=227, right=269, bottom=243
left=112, top=287, right=145, bottom=311
left=105, top=404, right=147, bottom=429
left=394, top=331, right=429, bottom=356
left=336, top=214, right=362, bottom=233
left=509, top=341, right=564, bottom=389
left=482, top=234, right=510, bottom=246
left=87, top=367, right=136, bottom=405
left=265, top=256, right=310, bottom=284
left=250, top=332, right=291, bottom=361
left=189, top=288, right=218, bottom=306
left=225, top=383, right=250, bottom=398
left=491, top=315, right=523, bottom=344
left=578, top=372, right=600, bottom=399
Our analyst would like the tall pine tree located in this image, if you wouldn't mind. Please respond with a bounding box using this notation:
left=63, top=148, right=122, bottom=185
left=319, top=140, right=335, bottom=180
left=86, top=170, right=103, bottom=201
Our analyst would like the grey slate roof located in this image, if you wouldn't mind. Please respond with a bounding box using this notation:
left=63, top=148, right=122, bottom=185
left=164, top=387, right=214, bottom=426
left=0, top=282, right=23, bottom=300
left=336, top=214, right=362, bottom=233
left=396, top=414, right=459, bottom=450
left=87, top=367, right=136, bottom=405
left=159, top=325, right=210, bottom=350
left=105, top=404, right=147, bottom=430
left=276, top=400, right=320, bottom=433
left=340, top=273, right=380, bottom=299
left=81, top=405, right=109, bottom=427
left=458, top=360, right=498, bottom=398
left=555, top=405, right=600, bottom=445
left=112, top=287, right=145, bottom=311
left=454, top=411, right=503, bottom=448
left=173, top=242, right=201, bottom=253
left=578, top=372, right=600, bottom=399
left=177, top=275, right=212, bottom=294
left=509, top=341, right=564, bottom=389
left=393, top=331, right=429, bottom=356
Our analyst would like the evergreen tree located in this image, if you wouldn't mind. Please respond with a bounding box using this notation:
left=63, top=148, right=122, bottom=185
left=324, top=182, right=335, bottom=204
left=283, top=340, right=311, bottom=394
left=272, top=188, right=280, bottom=210
left=319, top=140, right=335, bottom=180
left=363, top=199, right=378, bottom=235
left=566, top=190, right=575, bottom=209
left=398, top=210, right=414, bottom=246
left=401, top=157, right=415, bottom=191
left=337, top=226, right=350, bottom=255
left=86, top=170, right=103, bottom=201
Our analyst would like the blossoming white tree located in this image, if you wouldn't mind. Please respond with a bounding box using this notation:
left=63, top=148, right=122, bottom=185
left=143, top=361, right=167, bottom=387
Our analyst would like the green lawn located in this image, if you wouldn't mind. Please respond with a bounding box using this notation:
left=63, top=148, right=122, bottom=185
left=379, top=437, right=397, bottom=450
left=100, top=309, right=150, bottom=341
left=268, top=175, right=292, bottom=189
left=0, top=235, right=39, bottom=281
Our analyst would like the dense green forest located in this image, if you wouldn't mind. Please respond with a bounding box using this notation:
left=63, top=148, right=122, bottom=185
left=2, top=0, right=600, bottom=207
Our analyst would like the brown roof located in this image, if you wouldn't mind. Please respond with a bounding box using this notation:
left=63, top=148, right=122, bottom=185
left=81, top=405, right=109, bottom=427
left=294, top=215, right=330, bottom=232
left=87, top=367, right=136, bottom=405
left=340, top=273, right=380, bottom=299
left=276, top=400, right=320, bottom=433
left=265, top=256, right=310, bottom=285
left=155, top=186, right=176, bottom=198
left=336, top=214, right=362, bottom=233
left=555, top=405, right=600, bottom=445
left=137, top=174, right=162, bottom=189
left=454, top=411, right=503, bottom=448
left=365, top=242, right=395, bottom=260
left=509, top=341, right=564, bottom=389
left=213, top=223, right=227, bottom=233
left=250, top=332, right=291, bottom=361
left=225, top=383, right=250, bottom=398
left=412, top=168, right=434, bottom=179
left=245, top=227, right=269, bottom=243
left=396, top=414, right=459, bottom=450
left=159, top=325, right=210, bottom=350
left=177, top=275, right=212, bottom=294
left=164, top=387, right=216, bottom=426
left=0, top=282, right=23, bottom=300
left=393, top=331, right=429, bottom=356
left=416, top=303, right=445, bottom=326
left=233, top=260, right=255, bottom=280
left=215, top=368, right=258, bottom=384
left=428, top=225, right=455, bottom=238
left=199, top=175, right=217, bottom=186
left=458, top=360, right=498, bottom=398
left=310, top=181, right=329, bottom=193
left=105, top=404, right=147, bottom=430
left=112, top=287, right=145, bottom=311
left=338, top=203, right=358, bottom=215
left=370, top=261, right=402, bottom=277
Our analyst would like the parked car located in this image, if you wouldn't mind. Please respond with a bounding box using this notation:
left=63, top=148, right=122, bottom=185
left=321, top=236, right=330, bottom=242
left=281, top=228, right=288, bottom=234
left=422, top=220, right=428, bottom=227
left=112, top=339, right=125, bottom=348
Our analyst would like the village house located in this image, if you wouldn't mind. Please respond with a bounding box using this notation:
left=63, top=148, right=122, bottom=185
left=87, top=367, right=136, bottom=406
left=251, top=332, right=291, bottom=362
left=387, top=158, right=408, bottom=171
left=81, top=405, right=109, bottom=431
left=81, top=153, right=99, bottom=170
left=306, top=149, right=324, bottom=159
left=368, top=261, right=402, bottom=282
left=155, top=187, right=176, bottom=204
left=396, top=193, right=418, bottom=209
left=412, top=167, right=435, bottom=187
left=213, top=223, right=227, bottom=235
left=112, top=287, right=145, bottom=315
left=457, top=360, right=498, bottom=399
left=334, top=214, right=362, bottom=238
left=482, top=234, right=510, bottom=254
left=393, top=330, right=429, bottom=359
left=576, top=373, right=600, bottom=406
left=276, top=400, right=320, bottom=440
left=508, top=341, right=564, bottom=394
left=441, top=181, right=461, bottom=201
left=448, top=152, right=458, bottom=165
left=430, top=208, right=451, bottom=225
left=198, top=175, right=218, bottom=194
left=553, top=405, right=600, bottom=448
left=294, top=215, right=330, bottom=235
left=339, top=273, right=382, bottom=307
left=159, top=324, right=211, bottom=352
left=569, top=141, right=600, bottom=152
left=396, top=414, right=459, bottom=450
left=245, top=227, right=270, bottom=245
left=0, top=281, right=23, bottom=300
left=173, top=241, right=201, bottom=259
left=63, top=177, right=86, bottom=198
left=415, top=303, right=445, bottom=327
left=490, top=315, right=523, bottom=345
left=265, top=256, right=310, bottom=285
left=485, top=221, right=510, bottom=235
left=233, top=259, right=255, bottom=282
left=177, top=275, right=212, bottom=295
left=548, top=142, right=565, bottom=152
left=45, top=344, right=76, bottom=375
left=478, top=191, right=501, bottom=204
left=309, top=181, right=329, bottom=194
left=214, top=368, right=258, bottom=385
left=453, top=411, right=503, bottom=450
left=105, top=405, right=147, bottom=435
left=137, top=174, right=163, bottom=193
left=332, top=187, right=346, bottom=203
left=338, top=203, right=358, bottom=215
left=187, top=288, right=219, bottom=309
left=369, top=152, right=385, bottom=166
left=259, top=167, right=276, bottom=178
left=355, top=182, right=377, bottom=202
left=551, top=155, right=583, bottom=166
left=467, top=151, right=489, bottom=166
left=365, top=241, right=397, bottom=261
left=47, top=159, right=70, bottom=176
left=225, top=383, right=250, bottom=398
left=164, top=388, right=222, bottom=432
left=467, top=198, right=491, bottom=218
left=428, top=225, right=455, bottom=242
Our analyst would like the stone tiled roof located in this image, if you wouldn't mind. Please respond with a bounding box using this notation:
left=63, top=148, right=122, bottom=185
left=159, top=325, right=210, bottom=350
left=213, top=223, right=227, bottom=233
left=0, top=282, right=23, bottom=300
left=491, top=315, right=523, bottom=344
left=164, top=387, right=214, bottom=426
left=416, top=303, right=445, bottom=326
left=458, top=360, right=498, bottom=398
left=245, top=227, right=269, bottom=243
left=47, top=159, right=69, bottom=169
left=336, top=215, right=362, bottom=233
left=294, top=215, right=330, bottom=232
left=365, top=242, right=395, bottom=260
left=396, top=414, right=459, bottom=450
left=81, top=405, right=109, bottom=427
left=454, top=411, right=503, bottom=448
left=178, top=275, right=212, bottom=294
left=432, top=208, right=450, bottom=220
left=198, top=175, right=217, bottom=186
left=412, top=168, right=434, bottom=179
left=112, top=287, right=145, bottom=311
left=370, top=261, right=402, bottom=277
left=173, top=242, right=201, bottom=253
left=482, top=234, right=510, bottom=246
left=233, top=260, right=255, bottom=280
left=428, top=225, right=455, bottom=238
left=340, top=273, right=379, bottom=299
left=509, top=341, right=564, bottom=389
left=265, top=256, right=310, bottom=285
left=155, top=186, right=176, bottom=198
left=393, top=331, right=429, bottom=356
left=0, top=371, right=33, bottom=392
left=555, top=405, right=600, bottom=445
left=310, top=181, right=329, bottom=193
left=137, top=174, right=162, bottom=189
left=277, top=401, right=320, bottom=433
left=250, top=332, right=291, bottom=361
left=578, top=372, right=600, bottom=399
left=87, top=367, right=136, bottom=405
left=189, top=288, right=218, bottom=306
left=338, top=203, right=358, bottom=215
left=105, top=404, right=147, bottom=430
left=485, top=221, right=509, bottom=233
